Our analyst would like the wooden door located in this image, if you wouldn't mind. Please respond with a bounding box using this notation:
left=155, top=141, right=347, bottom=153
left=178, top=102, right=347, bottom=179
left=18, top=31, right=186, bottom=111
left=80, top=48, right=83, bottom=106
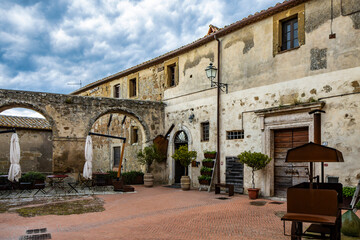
left=274, top=127, right=309, bottom=197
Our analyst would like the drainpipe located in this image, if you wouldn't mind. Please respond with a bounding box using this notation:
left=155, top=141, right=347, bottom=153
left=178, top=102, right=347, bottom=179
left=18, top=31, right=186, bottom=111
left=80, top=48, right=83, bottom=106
left=215, top=35, right=221, bottom=184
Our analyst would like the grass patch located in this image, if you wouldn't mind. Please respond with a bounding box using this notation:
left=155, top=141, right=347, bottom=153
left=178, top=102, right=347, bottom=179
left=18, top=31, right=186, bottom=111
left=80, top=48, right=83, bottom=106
left=14, top=197, right=104, bottom=217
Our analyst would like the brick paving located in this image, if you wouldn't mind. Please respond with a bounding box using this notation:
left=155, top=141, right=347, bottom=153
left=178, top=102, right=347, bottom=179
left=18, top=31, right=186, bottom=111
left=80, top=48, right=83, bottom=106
left=0, top=186, right=301, bottom=239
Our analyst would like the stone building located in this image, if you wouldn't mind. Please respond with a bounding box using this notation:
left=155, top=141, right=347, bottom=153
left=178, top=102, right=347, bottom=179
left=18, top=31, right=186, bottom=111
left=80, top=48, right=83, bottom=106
left=72, top=0, right=360, bottom=197
left=0, top=115, right=52, bottom=173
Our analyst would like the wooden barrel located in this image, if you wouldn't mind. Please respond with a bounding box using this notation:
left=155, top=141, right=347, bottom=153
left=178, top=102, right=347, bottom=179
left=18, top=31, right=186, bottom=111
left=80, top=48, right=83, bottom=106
left=144, top=173, right=154, bottom=187
left=181, top=176, right=190, bottom=190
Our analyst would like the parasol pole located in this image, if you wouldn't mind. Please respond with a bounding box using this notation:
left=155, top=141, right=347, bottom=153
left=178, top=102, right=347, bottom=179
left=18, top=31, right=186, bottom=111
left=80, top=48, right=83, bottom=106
left=117, top=140, right=126, bottom=180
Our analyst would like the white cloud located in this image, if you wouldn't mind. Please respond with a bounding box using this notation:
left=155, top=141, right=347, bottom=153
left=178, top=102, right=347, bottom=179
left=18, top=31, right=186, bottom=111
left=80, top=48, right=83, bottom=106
left=0, top=0, right=280, bottom=94
left=0, top=108, right=45, bottom=119
left=50, top=29, right=81, bottom=52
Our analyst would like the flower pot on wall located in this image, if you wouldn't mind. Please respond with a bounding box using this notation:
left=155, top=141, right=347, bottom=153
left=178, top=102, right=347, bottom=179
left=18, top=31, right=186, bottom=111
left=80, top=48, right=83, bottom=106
left=199, top=179, right=210, bottom=185
left=200, top=170, right=212, bottom=177
left=204, top=153, right=216, bottom=159
left=248, top=188, right=260, bottom=199
left=181, top=176, right=190, bottom=190
left=202, top=161, right=214, bottom=168
left=144, top=173, right=154, bottom=187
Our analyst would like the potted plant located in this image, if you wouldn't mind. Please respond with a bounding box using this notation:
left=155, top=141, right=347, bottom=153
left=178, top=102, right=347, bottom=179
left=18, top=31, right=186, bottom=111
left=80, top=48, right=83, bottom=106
left=202, top=158, right=215, bottom=168
left=343, top=186, right=356, bottom=207
left=122, top=171, right=144, bottom=185
left=204, top=150, right=216, bottom=159
left=200, top=166, right=212, bottom=177
left=137, top=144, right=165, bottom=187
left=172, top=145, right=197, bottom=191
left=237, top=151, right=271, bottom=199
left=19, top=172, right=46, bottom=189
left=198, top=175, right=211, bottom=185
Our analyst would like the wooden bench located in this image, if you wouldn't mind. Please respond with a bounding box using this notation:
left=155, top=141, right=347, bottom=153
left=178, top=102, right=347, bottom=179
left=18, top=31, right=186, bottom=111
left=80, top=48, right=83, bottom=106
left=215, top=184, right=234, bottom=196
left=281, top=188, right=341, bottom=239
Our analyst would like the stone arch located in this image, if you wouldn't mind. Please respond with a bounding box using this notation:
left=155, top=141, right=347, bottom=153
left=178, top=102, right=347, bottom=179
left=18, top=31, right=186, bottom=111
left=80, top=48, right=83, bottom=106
left=0, top=102, right=55, bottom=173
left=0, top=102, right=57, bottom=136
left=87, top=108, right=151, bottom=144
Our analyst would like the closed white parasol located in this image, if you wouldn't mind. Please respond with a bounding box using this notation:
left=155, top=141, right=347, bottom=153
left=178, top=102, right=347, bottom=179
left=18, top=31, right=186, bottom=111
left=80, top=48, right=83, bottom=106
left=8, top=133, right=21, bottom=182
left=83, top=135, right=93, bottom=179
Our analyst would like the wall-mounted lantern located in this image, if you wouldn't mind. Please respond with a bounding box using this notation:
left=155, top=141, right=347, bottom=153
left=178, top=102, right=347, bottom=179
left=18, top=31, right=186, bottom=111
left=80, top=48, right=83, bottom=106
left=205, top=63, right=228, bottom=93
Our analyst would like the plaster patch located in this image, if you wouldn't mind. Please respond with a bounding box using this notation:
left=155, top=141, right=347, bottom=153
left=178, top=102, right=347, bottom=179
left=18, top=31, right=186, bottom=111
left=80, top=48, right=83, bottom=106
left=305, top=0, right=340, bottom=33
left=310, top=89, right=317, bottom=94
left=310, top=48, right=327, bottom=71
left=183, top=51, right=214, bottom=75
left=351, top=81, right=360, bottom=92
left=323, top=85, right=333, bottom=93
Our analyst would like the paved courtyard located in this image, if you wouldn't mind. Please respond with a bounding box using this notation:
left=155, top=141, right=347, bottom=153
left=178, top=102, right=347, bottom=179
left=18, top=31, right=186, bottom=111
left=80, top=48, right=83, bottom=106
left=0, top=186, right=358, bottom=240
left=0, top=186, right=291, bottom=239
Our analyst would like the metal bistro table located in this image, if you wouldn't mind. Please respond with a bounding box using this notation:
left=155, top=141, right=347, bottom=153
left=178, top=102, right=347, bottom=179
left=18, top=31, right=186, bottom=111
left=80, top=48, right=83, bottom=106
left=47, top=175, right=69, bottom=193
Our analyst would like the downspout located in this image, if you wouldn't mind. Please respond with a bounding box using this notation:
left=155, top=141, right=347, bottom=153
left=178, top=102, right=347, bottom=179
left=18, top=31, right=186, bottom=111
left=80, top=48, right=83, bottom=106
left=215, top=35, right=221, bottom=184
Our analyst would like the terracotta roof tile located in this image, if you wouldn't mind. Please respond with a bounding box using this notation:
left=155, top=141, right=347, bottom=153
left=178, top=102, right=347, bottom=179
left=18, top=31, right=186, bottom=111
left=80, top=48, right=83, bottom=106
left=0, top=115, right=51, bottom=130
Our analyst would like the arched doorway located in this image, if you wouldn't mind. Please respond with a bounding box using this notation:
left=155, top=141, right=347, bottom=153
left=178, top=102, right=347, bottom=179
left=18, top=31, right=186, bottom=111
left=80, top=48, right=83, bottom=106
left=174, top=130, right=188, bottom=183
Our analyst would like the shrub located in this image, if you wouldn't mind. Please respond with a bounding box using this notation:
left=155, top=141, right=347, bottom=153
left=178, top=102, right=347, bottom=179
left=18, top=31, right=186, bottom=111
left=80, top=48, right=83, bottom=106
left=200, top=166, right=212, bottom=172
left=198, top=175, right=211, bottom=181
left=107, top=170, right=118, bottom=179
left=204, top=150, right=216, bottom=154
left=202, top=158, right=214, bottom=163
left=172, top=146, right=197, bottom=176
left=20, top=172, right=46, bottom=183
left=122, top=171, right=144, bottom=184
left=237, top=151, right=271, bottom=189
left=137, top=144, right=166, bottom=173
left=343, top=187, right=356, bottom=198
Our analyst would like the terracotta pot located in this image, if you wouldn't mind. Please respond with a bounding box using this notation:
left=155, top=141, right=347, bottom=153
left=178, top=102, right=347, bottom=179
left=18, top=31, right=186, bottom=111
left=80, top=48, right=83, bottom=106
left=144, top=173, right=154, bottom=187
left=199, top=179, right=210, bottom=185
left=248, top=188, right=260, bottom=199
left=204, top=153, right=216, bottom=159
left=181, top=176, right=190, bottom=190
left=202, top=161, right=214, bottom=168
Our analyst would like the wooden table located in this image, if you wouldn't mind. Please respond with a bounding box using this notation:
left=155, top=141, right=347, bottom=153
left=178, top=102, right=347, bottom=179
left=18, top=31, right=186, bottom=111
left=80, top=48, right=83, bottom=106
left=47, top=175, right=68, bottom=193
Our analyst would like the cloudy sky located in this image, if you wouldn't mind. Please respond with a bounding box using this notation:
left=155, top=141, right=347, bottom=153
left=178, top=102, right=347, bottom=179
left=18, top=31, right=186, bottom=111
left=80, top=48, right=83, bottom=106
left=0, top=0, right=279, bottom=117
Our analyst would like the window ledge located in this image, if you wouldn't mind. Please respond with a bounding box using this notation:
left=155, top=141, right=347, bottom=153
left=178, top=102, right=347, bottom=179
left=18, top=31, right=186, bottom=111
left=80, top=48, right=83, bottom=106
left=276, top=46, right=301, bottom=55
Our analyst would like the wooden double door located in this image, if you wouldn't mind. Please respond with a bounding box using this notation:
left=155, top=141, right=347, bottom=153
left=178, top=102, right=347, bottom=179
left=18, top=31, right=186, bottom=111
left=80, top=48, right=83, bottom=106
left=274, top=127, right=309, bottom=197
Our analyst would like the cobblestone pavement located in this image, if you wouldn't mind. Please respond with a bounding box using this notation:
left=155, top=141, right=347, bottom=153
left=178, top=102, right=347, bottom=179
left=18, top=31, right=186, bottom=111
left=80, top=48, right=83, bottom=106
left=0, top=186, right=312, bottom=239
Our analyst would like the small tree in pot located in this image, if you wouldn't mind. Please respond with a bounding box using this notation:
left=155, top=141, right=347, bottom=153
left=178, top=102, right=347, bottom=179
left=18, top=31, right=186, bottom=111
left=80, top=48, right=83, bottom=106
left=237, top=151, right=271, bottom=199
left=137, top=144, right=165, bottom=187
left=172, top=145, right=197, bottom=191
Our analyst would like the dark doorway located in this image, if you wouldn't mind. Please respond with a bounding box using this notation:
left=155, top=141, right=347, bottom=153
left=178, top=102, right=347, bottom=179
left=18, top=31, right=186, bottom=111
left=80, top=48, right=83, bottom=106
left=274, top=127, right=309, bottom=197
left=174, top=131, right=188, bottom=183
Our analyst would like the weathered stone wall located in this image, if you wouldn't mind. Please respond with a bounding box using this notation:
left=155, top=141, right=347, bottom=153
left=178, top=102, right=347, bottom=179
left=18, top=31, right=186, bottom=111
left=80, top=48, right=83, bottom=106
left=90, top=113, right=143, bottom=173
left=0, top=90, right=165, bottom=174
left=69, top=0, right=359, bottom=193
left=79, top=63, right=166, bottom=101
left=0, top=128, right=52, bottom=173
left=163, top=0, right=360, bottom=193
